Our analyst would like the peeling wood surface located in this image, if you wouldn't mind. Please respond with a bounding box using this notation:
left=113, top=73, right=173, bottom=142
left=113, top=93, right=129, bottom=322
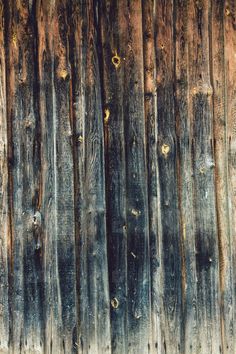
left=0, top=0, right=235, bottom=353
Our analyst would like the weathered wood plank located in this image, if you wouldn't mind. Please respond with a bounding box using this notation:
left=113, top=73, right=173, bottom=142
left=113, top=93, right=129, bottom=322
left=224, top=1, right=236, bottom=353
left=5, top=3, right=25, bottom=351
left=142, top=1, right=162, bottom=353
left=155, top=1, right=182, bottom=352
left=99, top=1, right=128, bottom=353
left=67, top=2, right=87, bottom=352
left=174, top=1, right=198, bottom=353
left=37, top=1, right=62, bottom=352
left=5, top=1, right=43, bottom=352
left=53, top=1, right=77, bottom=353
left=118, top=2, right=152, bottom=353
left=188, top=0, right=221, bottom=353
left=211, top=1, right=234, bottom=352
left=0, top=2, right=9, bottom=352
left=69, top=1, right=111, bottom=353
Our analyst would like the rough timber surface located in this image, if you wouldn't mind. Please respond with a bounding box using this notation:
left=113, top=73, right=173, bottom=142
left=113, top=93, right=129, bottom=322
left=0, top=1, right=235, bottom=353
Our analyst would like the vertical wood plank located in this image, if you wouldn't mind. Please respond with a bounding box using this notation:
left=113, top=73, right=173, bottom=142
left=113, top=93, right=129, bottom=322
left=122, top=2, right=152, bottom=353
left=53, top=1, right=78, bottom=353
left=5, top=3, right=24, bottom=351
left=5, top=1, right=44, bottom=352
left=68, top=1, right=87, bottom=352
left=81, top=1, right=111, bottom=351
left=0, top=1, right=9, bottom=352
left=155, top=1, right=183, bottom=352
left=224, top=1, right=236, bottom=353
left=211, top=1, right=234, bottom=353
left=188, top=1, right=221, bottom=352
left=174, top=1, right=198, bottom=353
left=142, top=1, right=162, bottom=353
left=99, top=1, right=128, bottom=353
left=69, top=1, right=111, bottom=353
left=37, top=1, right=62, bottom=352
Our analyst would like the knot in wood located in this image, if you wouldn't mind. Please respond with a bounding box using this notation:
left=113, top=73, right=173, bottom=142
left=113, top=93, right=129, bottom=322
left=191, top=83, right=213, bottom=96
left=195, top=0, right=203, bottom=9
left=161, top=143, right=170, bottom=158
left=131, top=209, right=141, bottom=217
left=111, top=297, right=119, bottom=309
left=33, top=211, right=42, bottom=228
left=199, top=165, right=206, bottom=174
left=112, top=51, right=121, bottom=69
left=12, top=33, right=17, bottom=47
left=198, top=155, right=215, bottom=174
left=104, top=108, right=110, bottom=124
left=59, top=69, right=69, bottom=80
left=77, top=135, right=83, bottom=143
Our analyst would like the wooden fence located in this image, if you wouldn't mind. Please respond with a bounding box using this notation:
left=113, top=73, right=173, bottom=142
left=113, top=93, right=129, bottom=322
left=0, top=0, right=235, bottom=353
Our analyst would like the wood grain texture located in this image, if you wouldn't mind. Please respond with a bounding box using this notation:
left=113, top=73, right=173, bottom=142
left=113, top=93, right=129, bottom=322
left=155, top=1, right=182, bottom=352
left=99, top=1, right=128, bottom=353
left=212, top=1, right=234, bottom=352
left=122, top=2, right=151, bottom=353
left=69, top=1, right=111, bottom=353
left=142, top=1, right=162, bottom=353
left=0, top=1, right=236, bottom=353
left=224, top=0, right=236, bottom=353
left=188, top=1, right=221, bottom=353
left=175, top=1, right=198, bottom=353
left=37, top=1, right=62, bottom=352
left=0, top=1, right=9, bottom=352
left=5, top=1, right=43, bottom=352
left=53, top=2, right=77, bottom=352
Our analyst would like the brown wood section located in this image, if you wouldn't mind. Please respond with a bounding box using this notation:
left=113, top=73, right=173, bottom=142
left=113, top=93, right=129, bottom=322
left=0, top=1, right=235, bottom=353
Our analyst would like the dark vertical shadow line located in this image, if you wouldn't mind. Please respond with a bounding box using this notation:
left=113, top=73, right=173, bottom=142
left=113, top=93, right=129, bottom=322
left=141, top=0, right=156, bottom=350
left=34, top=2, right=48, bottom=351
left=140, top=0, right=152, bottom=349
left=208, top=0, right=224, bottom=350
left=141, top=0, right=151, bottom=345
left=3, top=0, right=13, bottom=349
left=32, top=1, right=44, bottom=346
left=172, top=0, right=185, bottom=352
